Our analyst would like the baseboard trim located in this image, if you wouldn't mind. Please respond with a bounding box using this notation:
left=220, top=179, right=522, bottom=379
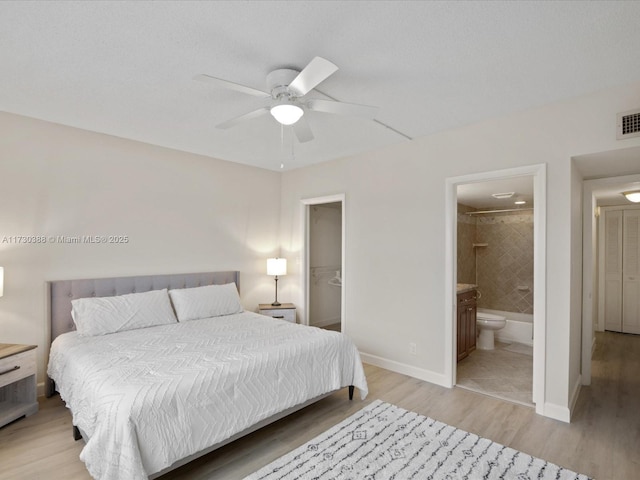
left=310, top=316, right=341, bottom=328
left=37, top=382, right=45, bottom=398
left=569, top=374, right=582, bottom=420
left=541, top=401, right=571, bottom=423
left=359, top=352, right=449, bottom=388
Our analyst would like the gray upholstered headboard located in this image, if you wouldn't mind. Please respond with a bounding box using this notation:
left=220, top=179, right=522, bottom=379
left=46, top=271, right=239, bottom=396
left=48, top=270, right=240, bottom=343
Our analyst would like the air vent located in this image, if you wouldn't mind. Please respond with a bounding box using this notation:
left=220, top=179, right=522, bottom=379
left=617, top=108, right=640, bottom=140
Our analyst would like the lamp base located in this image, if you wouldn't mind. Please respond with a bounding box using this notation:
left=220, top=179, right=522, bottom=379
left=271, top=301, right=282, bottom=306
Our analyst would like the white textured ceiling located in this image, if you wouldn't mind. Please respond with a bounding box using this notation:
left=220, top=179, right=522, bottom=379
left=2, top=1, right=640, bottom=171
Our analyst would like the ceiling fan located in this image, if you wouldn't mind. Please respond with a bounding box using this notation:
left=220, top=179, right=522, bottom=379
left=194, top=56, right=378, bottom=143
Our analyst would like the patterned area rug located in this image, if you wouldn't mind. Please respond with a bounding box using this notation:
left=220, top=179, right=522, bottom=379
left=245, top=400, right=591, bottom=480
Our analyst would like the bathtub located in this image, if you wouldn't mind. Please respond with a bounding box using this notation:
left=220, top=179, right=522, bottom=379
left=478, top=308, right=533, bottom=346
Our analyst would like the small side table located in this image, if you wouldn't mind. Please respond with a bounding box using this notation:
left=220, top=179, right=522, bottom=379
left=258, top=303, right=296, bottom=323
left=0, top=344, right=38, bottom=428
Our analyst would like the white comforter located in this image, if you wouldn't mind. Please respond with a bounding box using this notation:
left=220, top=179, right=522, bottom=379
left=48, top=312, right=368, bottom=480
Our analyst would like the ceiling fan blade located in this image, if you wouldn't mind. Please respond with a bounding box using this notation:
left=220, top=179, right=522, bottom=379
left=288, top=57, right=338, bottom=97
left=306, top=98, right=378, bottom=119
left=194, top=74, right=271, bottom=98
left=293, top=115, right=314, bottom=143
left=216, top=107, right=270, bottom=129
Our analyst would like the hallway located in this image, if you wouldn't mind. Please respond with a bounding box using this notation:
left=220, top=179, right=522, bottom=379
left=571, top=331, right=640, bottom=478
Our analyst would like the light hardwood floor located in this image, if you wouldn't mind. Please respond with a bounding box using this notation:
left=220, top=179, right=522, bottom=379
left=1, top=331, right=638, bottom=479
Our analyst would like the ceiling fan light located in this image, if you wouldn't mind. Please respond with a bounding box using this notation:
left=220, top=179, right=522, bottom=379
left=270, top=103, right=303, bottom=125
left=623, top=190, right=640, bottom=203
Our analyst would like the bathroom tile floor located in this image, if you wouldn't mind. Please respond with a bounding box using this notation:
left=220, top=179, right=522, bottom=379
left=456, top=340, right=533, bottom=407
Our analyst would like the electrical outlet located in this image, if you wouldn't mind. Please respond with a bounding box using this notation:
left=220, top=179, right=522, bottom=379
left=409, top=342, right=417, bottom=355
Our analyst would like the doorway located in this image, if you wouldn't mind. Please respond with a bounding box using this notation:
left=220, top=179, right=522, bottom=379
left=455, top=176, right=535, bottom=406
left=580, top=162, right=640, bottom=386
left=445, top=164, right=547, bottom=415
left=301, top=194, right=346, bottom=332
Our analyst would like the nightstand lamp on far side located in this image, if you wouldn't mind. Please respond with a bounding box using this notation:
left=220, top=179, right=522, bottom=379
left=266, top=257, right=286, bottom=306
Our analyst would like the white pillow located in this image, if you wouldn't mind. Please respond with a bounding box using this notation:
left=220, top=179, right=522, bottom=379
left=168, top=283, right=242, bottom=322
left=71, top=289, right=178, bottom=336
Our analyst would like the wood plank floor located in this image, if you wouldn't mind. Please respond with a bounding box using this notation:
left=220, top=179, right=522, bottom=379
left=1, top=331, right=638, bottom=479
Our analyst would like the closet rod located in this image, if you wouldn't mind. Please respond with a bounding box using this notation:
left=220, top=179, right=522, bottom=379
left=466, top=207, right=533, bottom=216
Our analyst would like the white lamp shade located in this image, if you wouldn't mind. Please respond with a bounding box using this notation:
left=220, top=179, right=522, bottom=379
left=270, top=104, right=303, bottom=125
left=623, top=190, right=640, bottom=203
left=0, top=267, right=3, bottom=297
left=267, top=258, right=287, bottom=276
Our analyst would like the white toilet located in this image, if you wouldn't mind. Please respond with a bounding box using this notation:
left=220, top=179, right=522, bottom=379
left=476, top=311, right=507, bottom=350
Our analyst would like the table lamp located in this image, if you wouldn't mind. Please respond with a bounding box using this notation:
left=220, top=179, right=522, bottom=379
left=267, top=258, right=286, bottom=306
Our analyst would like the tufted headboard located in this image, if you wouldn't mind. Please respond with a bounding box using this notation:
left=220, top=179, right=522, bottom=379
left=46, top=271, right=239, bottom=396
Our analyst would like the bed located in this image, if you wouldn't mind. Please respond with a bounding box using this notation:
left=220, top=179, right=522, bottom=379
left=46, top=271, right=368, bottom=480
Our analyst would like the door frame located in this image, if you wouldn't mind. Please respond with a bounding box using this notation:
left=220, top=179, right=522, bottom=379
left=581, top=173, right=640, bottom=385
left=445, top=163, right=547, bottom=414
left=301, top=194, right=346, bottom=330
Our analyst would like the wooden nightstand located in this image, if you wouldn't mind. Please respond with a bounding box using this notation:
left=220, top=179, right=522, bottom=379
left=0, top=344, right=38, bottom=428
left=259, top=303, right=296, bottom=323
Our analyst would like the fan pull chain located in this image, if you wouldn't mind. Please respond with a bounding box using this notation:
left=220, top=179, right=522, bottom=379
left=280, top=124, right=285, bottom=169
left=291, top=127, right=295, bottom=164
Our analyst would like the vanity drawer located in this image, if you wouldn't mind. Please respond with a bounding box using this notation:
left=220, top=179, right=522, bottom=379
left=458, top=290, right=477, bottom=304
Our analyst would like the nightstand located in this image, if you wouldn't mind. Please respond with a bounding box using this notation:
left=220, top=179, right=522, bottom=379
left=259, top=303, right=296, bottom=323
left=0, top=344, right=38, bottom=428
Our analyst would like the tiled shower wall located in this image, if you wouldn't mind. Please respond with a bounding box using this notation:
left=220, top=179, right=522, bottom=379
left=457, top=205, right=534, bottom=314
left=457, top=204, right=477, bottom=284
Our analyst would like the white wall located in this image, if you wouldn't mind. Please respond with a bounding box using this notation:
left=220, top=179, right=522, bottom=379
left=0, top=112, right=282, bottom=387
left=279, top=81, right=640, bottom=418
left=569, top=160, right=584, bottom=414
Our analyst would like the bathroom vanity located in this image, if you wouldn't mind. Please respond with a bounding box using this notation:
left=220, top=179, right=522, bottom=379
left=456, top=284, right=477, bottom=362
